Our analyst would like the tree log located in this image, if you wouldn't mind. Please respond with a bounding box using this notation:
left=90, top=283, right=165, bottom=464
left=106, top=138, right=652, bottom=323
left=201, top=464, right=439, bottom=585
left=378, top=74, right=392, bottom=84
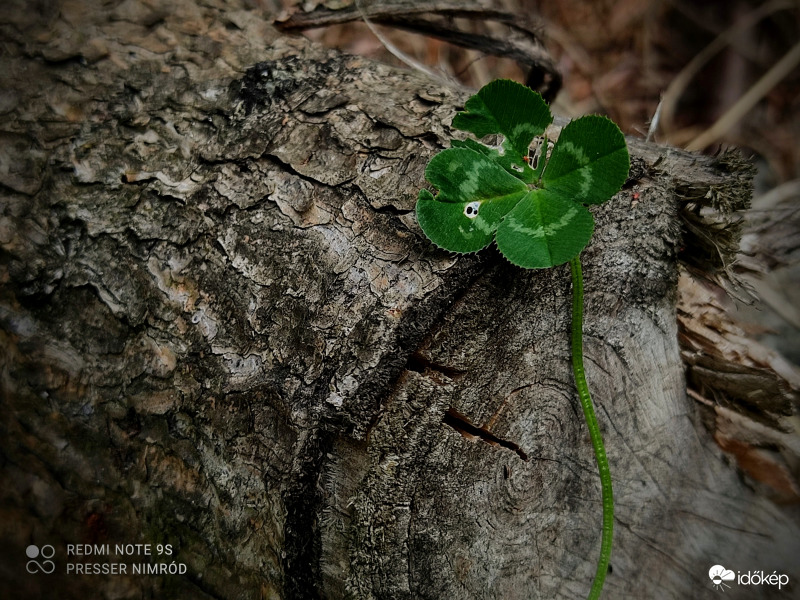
left=1, top=2, right=797, bottom=599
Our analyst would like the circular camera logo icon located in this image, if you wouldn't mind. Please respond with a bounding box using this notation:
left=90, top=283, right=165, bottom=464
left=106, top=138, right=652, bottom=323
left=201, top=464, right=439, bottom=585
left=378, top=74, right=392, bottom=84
left=26, top=545, right=56, bottom=574
left=709, top=564, right=735, bottom=591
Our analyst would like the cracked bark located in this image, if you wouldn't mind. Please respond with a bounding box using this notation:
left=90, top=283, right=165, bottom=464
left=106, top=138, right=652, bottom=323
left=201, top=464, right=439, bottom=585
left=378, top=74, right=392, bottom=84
left=1, top=2, right=798, bottom=600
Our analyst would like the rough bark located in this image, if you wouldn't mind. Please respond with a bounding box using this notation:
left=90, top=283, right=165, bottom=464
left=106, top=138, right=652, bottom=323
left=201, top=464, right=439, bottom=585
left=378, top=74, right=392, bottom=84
left=1, top=2, right=798, bottom=600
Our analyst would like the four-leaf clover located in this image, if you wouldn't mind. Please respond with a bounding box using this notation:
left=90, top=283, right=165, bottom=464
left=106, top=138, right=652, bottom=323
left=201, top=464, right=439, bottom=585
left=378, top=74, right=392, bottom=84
left=416, top=79, right=629, bottom=268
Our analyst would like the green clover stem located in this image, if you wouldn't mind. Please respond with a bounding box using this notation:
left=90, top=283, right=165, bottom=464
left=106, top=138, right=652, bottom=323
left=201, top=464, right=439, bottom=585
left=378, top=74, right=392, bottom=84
left=416, top=78, right=627, bottom=598
left=570, top=256, right=614, bottom=600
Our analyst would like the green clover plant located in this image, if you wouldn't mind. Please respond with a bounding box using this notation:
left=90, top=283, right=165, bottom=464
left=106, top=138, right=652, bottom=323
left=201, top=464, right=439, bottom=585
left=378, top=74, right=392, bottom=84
left=416, top=79, right=629, bottom=600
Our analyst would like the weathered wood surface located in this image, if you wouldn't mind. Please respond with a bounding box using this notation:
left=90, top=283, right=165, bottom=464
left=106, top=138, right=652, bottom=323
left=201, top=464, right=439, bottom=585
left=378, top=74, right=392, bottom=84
left=1, top=1, right=798, bottom=599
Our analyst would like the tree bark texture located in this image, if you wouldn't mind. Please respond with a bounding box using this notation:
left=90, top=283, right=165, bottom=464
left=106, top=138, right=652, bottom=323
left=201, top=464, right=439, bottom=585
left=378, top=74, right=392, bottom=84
left=1, top=2, right=798, bottom=600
